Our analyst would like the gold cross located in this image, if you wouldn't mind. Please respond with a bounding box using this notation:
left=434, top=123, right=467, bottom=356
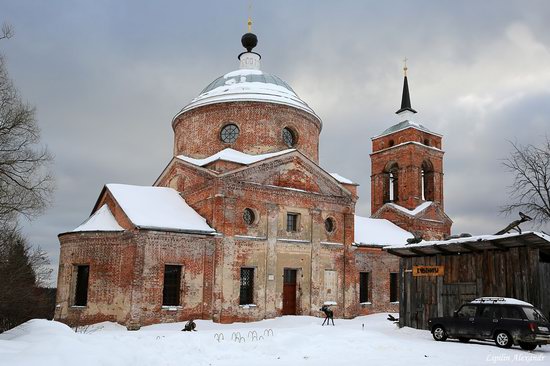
left=403, top=57, right=408, bottom=76
left=248, top=0, right=253, bottom=32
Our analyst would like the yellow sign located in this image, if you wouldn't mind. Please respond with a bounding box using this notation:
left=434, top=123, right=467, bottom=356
left=412, top=265, right=444, bottom=277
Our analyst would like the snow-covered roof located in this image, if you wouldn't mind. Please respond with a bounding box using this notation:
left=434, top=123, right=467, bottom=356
left=387, top=201, right=433, bottom=216
left=177, top=69, right=320, bottom=121
left=330, top=173, right=356, bottom=185
left=385, top=231, right=550, bottom=257
left=379, top=120, right=433, bottom=136
left=354, top=215, right=413, bottom=247
left=73, top=204, right=124, bottom=232
left=471, top=297, right=533, bottom=307
left=106, top=184, right=215, bottom=234
left=177, top=148, right=295, bottom=167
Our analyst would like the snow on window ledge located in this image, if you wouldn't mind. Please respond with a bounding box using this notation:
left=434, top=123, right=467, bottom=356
left=390, top=301, right=400, bottom=304
left=70, top=305, right=87, bottom=309
left=239, top=304, right=257, bottom=309
left=360, top=302, right=372, bottom=306
left=277, top=238, right=310, bottom=244
left=161, top=306, right=182, bottom=311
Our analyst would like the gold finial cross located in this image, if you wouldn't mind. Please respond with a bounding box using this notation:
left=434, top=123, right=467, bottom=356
left=403, top=57, right=408, bottom=76
left=248, top=17, right=252, bottom=32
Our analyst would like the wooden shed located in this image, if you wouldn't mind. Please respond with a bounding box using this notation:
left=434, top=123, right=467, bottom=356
left=385, top=232, right=550, bottom=330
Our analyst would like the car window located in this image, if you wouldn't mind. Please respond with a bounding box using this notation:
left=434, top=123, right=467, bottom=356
left=501, top=306, right=525, bottom=320
left=479, top=305, right=500, bottom=319
left=457, top=305, right=477, bottom=318
left=523, top=307, right=548, bottom=322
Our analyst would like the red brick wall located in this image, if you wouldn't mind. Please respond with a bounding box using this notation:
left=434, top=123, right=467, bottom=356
left=172, top=102, right=322, bottom=162
left=372, top=128, right=442, bottom=152
left=373, top=204, right=452, bottom=240
left=371, top=141, right=445, bottom=213
left=55, top=230, right=217, bottom=328
left=350, top=247, right=400, bottom=316
left=370, top=126, right=451, bottom=240
left=55, top=231, right=137, bottom=326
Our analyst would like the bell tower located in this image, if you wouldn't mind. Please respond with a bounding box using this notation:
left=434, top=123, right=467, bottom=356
left=370, top=64, right=452, bottom=240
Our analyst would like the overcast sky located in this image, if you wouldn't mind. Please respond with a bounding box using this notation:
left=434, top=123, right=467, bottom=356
left=2, top=0, right=550, bottom=285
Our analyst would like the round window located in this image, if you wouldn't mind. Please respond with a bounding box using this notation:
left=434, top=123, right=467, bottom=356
left=324, top=217, right=335, bottom=233
left=220, top=124, right=240, bottom=143
left=243, top=208, right=256, bottom=226
left=282, top=127, right=296, bottom=147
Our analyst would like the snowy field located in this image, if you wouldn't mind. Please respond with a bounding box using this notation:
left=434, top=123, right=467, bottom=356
left=0, top=314, right=547, bottom=365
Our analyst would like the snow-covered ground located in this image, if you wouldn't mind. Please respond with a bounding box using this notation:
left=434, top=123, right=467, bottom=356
left=0, top=314, right=547, bottom=365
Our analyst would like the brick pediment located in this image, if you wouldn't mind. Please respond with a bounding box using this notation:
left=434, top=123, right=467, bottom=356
left=372, top=202, right=452, bottom=240
left=221, top=152, right=354, bottom=198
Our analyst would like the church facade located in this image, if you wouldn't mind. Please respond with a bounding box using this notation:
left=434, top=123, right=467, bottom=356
left=54, top=31, right=451, bottom=329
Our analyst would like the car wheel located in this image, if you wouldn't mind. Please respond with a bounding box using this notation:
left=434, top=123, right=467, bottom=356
left=432, top=325, right=447, bottom=341
left=519, top=342, right=537, bottom=351
left=458, top=337, right=470, bottom=343
left=494, top=331, right=513, bottom=348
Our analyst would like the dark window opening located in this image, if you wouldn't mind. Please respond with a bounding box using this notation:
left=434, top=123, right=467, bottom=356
left=243, top=208, right=255, bottom=226
left=74, top=265, right=89, bottom=306
left=284, top=268, right=297, bottom=284
left=389, top=139, right=395, bottom=147
left=359, top=272, right=370, bottom=303
left=282, top=127, right=296, bottom=147
left=389, top=272, right=398, bottom=302
left=162, top=265, right=182, bottom=306
left=240, top=268, right=254, bottom=305
left=424, top=139, right=430, bottom=146
left=540, top=251, right=550, bottom=263
left=421, top=160, right=435, bottom=201
left=324, top=217, right=335, bottom=233
left=287, top=213, right=299, bottom=232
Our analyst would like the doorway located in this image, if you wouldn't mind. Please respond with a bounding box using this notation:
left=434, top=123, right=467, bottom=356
left=282, top=268, right=297, bottom=315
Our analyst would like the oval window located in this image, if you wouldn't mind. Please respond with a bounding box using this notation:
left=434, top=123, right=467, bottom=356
left=324, top=217, right=336, bottom=233
left=220, top=124, right=240, bottom=143
left=282, top=127, right=296, bottom=147
left=243, top=208, right=256, bottom=226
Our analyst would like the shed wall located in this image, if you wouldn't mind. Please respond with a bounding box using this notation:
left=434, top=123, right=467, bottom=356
left=399, top=247, right=548, bottom=330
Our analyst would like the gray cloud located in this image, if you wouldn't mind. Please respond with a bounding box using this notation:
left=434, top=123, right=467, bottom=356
left=2, top=0, right=549, bottom=285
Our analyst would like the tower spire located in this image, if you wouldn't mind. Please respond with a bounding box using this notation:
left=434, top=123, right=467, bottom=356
left=396, top=58, right=417, bottom=115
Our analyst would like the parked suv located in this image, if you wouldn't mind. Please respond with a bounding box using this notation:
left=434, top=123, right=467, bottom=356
left=428, top=297, right=550, bottom=350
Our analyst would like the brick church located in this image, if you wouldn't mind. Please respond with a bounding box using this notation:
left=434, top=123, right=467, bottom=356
left=54, top=30, right=452, bottom=329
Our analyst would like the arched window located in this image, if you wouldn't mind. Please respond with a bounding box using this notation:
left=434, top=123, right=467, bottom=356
left=383, top=162, right=399, bottom=203
left=421, top=160, right=435, bottom=201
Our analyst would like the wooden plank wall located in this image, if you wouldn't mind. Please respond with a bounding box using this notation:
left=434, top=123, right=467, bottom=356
left=399, top=247, right=547, bottom=330
left=540, top=261, right=550, bottom=319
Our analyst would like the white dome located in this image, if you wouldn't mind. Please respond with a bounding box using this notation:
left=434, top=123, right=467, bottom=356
left=178, top=68, right=319, bottom=120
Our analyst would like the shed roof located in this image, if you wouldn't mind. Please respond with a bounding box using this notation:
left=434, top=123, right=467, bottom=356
left=384, top=231, right=550, bottom=257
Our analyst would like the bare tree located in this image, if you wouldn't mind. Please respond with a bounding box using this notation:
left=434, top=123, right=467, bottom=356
left=0, top=23, right=13, bottom=41
left=0, top=226, right=53, bottom=332
left=502, top=138, right=550, bottom=225
left=0, top=55, right=54, bottom=226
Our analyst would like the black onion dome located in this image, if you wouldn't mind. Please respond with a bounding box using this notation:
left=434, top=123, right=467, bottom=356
left=241, top=32, right=258, bottom=52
